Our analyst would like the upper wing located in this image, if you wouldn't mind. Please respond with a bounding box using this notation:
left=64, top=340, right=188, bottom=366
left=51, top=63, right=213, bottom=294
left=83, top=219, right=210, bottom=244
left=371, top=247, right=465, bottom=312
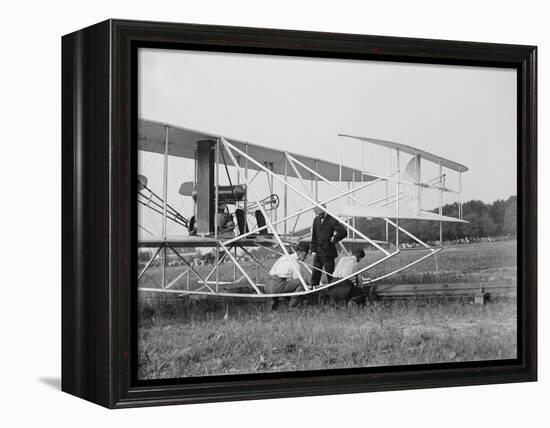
left=139, top=118, right=375, bottom=181
left=339, top=134, right=468, bottom=172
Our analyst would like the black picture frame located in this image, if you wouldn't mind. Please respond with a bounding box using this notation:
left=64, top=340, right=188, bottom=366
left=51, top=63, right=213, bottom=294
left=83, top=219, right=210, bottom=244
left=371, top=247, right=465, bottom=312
left=62, top=19, right=537, bottom=408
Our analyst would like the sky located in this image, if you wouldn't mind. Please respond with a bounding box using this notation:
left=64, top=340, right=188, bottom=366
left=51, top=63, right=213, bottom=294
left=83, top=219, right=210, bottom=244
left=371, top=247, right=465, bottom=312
left=138, top=48, right=517, bottom=237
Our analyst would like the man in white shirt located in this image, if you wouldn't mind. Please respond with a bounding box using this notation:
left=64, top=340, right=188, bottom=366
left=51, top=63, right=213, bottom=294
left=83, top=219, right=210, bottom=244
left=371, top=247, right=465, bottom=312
left=265, top=242, right=310, bottom=310
left=324, top=248, right=371, bottom=306
left=332, top=253, right=361, bottom=279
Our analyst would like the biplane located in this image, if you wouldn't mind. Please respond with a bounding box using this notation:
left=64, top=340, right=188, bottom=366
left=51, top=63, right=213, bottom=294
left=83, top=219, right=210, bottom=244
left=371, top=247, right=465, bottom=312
left=137, top=118, right=468, bottom=298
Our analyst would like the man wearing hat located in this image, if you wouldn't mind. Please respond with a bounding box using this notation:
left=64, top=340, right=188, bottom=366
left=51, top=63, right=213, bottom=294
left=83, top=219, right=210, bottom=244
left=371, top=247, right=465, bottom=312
left=265, top=242, right=310, bottom=310
left=310, top=204, right=347, bottom=287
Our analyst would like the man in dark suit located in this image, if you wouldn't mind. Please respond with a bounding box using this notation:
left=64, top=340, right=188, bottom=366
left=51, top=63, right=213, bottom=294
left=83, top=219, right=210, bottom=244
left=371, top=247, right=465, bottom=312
left=310, top=204, right=347, bottom=287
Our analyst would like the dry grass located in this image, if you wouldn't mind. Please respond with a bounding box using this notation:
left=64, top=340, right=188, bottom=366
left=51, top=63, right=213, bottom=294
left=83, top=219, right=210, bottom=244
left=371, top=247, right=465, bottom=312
left=137, top=240, right=517, bottom=380
left=138, top=299, right=516, bottom=379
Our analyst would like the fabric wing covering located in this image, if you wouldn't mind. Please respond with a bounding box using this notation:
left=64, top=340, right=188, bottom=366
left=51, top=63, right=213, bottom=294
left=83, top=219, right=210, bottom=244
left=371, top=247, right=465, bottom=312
left=139, top=118, right=374, bottom=182
left=339, top=134, right=469, bottom=172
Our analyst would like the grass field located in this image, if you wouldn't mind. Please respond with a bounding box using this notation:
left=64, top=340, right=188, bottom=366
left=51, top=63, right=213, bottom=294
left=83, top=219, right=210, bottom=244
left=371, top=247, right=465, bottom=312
left=138, top=240, right=517, bottom=380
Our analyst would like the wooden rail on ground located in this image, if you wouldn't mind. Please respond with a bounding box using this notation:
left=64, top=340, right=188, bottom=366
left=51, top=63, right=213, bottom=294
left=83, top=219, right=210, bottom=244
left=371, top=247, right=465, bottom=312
left=370, top=279, right=516, bottom=300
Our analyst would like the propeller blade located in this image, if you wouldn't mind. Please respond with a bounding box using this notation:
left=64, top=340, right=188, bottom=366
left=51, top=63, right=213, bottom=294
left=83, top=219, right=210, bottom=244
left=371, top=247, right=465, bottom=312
left=179, top=181, right=195, bottom=196
left=137, top=174, right=148, bottom=190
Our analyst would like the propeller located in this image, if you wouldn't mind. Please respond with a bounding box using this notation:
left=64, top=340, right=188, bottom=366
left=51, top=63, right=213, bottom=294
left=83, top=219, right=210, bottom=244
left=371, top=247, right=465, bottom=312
left=179, top=181, right=195, bottom=197
left=137, top=174, right=148, bottom=191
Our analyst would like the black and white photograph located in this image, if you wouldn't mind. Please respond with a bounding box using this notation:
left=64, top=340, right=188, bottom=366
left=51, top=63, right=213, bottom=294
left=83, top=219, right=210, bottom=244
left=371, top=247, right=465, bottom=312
left=1, top=0, right=547, bottom=422
left=137, top=48, right=518, bottom=380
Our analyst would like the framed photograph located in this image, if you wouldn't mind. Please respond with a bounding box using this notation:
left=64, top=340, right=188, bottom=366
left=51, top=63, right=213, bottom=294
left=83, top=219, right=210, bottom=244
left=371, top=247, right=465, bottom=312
left=62, top=19, right=537, bottom=408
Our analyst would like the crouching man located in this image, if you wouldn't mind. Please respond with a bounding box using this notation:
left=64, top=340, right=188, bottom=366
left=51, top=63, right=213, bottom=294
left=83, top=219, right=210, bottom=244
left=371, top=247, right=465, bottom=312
left=265, top=242, right=310, bottom=310
left=324, top=248, right=372, bottom=306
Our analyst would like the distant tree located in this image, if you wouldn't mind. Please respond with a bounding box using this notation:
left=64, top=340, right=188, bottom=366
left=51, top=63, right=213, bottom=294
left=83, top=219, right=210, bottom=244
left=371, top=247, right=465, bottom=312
left=463, top=212, right=480, bottom=239
left=355, top=195, right=516, bottom=242
left=490, top=199, right=506, bottom=235
left=503, top=195, right=517, bottom=236
left=463, top=200, right=487, bottom=217
left=479, top=212, right=497, bottom=237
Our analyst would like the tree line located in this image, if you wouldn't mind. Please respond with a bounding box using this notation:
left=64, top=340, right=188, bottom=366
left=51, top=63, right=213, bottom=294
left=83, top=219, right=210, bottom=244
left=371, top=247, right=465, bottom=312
left=355, top=195, right=517, bottom=244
